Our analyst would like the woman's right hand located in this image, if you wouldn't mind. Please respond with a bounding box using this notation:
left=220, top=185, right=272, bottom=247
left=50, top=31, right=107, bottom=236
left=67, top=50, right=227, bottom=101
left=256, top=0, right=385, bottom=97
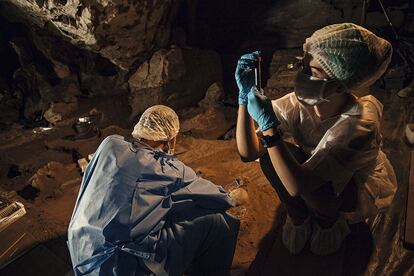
left=235, top=51, right=261, bottom=105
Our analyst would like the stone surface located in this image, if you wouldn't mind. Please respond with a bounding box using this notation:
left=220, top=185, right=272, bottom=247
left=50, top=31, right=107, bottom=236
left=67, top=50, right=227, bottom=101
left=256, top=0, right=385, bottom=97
left=180, top=106, right=235, bottom=140
left=198, top=82, right=225, bottom=109
left=0, top=90, right=21, bottom=126
left=77, top=158, right=88, bottom=173
left=52, top=60, right=71, bottom=79
left=43, top=99, right=78, bottom=125
left=0, top=104, right=20, bottom=126
left=223, top=127, right=236, bottom=141
left=266, top=48, right=302, bottom=99
left=11, top=64, right=53, bottom=121
left=128, top=47, right=222, bottom=119
left=0, top=15, right=131, bottom=124
left=129, top=48, right=186, bottom=90
left=30, top=29, right=127, bottom=97
left=29, top=161, right=82, bottom=203
left=1, top=0, right=178, bottom=70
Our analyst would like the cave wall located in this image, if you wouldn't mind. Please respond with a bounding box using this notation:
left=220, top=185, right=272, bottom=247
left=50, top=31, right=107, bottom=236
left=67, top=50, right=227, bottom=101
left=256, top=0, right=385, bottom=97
left=1, top=0, right=177, bottom=70
left=0, top=0, right=411, bottom=128
left=0, top=15, right=128, bottom=124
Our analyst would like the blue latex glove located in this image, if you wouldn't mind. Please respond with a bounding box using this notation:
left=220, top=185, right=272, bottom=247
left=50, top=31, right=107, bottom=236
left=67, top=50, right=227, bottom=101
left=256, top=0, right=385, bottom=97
left=247, top=87, right=280, bottom=132
left=235, top=51, right=261, bottom=105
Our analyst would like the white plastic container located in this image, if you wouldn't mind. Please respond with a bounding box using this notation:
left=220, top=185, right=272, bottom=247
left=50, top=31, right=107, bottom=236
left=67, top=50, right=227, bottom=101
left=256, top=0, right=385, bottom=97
left=0, top=202, right=26, bottom=233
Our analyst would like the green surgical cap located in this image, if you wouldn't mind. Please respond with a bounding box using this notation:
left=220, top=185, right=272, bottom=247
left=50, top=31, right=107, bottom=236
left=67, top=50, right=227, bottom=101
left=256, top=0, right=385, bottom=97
left=304, top=23, right=393, bottom=90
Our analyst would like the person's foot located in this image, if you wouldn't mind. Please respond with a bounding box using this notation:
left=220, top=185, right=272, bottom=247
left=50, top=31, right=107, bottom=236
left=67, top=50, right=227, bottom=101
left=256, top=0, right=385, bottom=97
left=310, top=215, right=350, bottom=256
left=282, top=215, right=312, bottom=255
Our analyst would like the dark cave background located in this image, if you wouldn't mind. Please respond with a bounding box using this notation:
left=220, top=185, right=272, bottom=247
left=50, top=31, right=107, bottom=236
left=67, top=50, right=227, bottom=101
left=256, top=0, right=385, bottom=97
left=1, top=0, right=413, bottom=128
left=1, top=0, right=414, bottom=275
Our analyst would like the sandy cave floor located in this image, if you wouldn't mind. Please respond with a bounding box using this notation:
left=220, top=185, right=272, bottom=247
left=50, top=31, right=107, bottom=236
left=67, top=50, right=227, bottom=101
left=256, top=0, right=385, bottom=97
left=0, top=89, right=414, bottom=275
left=0, top=120, right=280, bottom=275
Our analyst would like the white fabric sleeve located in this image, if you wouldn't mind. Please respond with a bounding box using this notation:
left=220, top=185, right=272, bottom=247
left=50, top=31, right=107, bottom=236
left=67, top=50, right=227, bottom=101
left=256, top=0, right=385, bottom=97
left=303, top=108, right=382, bottom=195
left=271, top=92, right=300, bottom=138
left=172, top=163, right=234, bottom=210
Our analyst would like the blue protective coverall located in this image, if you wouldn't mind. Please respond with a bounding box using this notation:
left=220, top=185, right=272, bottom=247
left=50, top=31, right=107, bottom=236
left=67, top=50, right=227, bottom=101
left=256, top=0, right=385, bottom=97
left=67, top=135, right=239, bottom=276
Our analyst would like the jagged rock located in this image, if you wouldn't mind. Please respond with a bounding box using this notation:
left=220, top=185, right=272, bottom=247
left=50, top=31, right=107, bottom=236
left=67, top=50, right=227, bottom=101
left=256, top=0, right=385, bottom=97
left=129, top=47, right=222, bottom=119
left=269, top=48, right=303, bottom=76
left=29, top=161, right=82, bottom=202
left=44, top=125, right=131, bottom=157
left=129, top=48, right=186, bottom=90
left=199, top=82, right=225, bottom=109
left=77, top=158, right=89, bottom=173
left=30, top=28, right=125, bottom=98
left=223, top=127, right=236, bottom=141
left=266, top=48, right=302, bottom=98
left=12, top=65, right=53, bottom=121
left=6, top=32, right=83, bottom=120
left=0, top=89, right=21, bottom=126
left=80, top=72, right=128, bottom=97
left=1, top=0, right=178, bottom=70
left=44, top=99, right=78, bottom=125
left=52, top=60, right=71, bottom=79
left=7, top=164, right=22, bottom=179
left=406, top=124, right=414, bottom=144
left=55, top=81, right=81, bottom=102
left=0, top=104, right=20, bottom=126
left=180, top=106, right=235, bottom=140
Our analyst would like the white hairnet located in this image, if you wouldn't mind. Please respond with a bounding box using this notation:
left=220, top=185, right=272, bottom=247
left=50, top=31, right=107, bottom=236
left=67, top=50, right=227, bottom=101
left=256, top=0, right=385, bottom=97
left=132, top=105, right=180, bottom=141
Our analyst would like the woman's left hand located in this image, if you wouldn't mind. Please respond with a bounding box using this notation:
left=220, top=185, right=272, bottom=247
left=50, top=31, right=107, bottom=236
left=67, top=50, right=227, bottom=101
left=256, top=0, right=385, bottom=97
left=235, top=51, right=261, bottom=105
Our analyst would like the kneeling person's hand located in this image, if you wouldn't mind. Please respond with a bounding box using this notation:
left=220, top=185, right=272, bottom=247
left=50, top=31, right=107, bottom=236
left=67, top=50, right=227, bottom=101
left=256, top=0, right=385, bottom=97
left=247, top=87, right=280, bottom=132
left=229, top=188, right=249, bottom=207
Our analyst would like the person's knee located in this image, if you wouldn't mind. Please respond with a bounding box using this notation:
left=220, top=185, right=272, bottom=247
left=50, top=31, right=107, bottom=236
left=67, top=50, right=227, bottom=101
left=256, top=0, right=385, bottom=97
left=210, top=212, right=240, bottom=237
left=222, top=212, right=240, bottom=235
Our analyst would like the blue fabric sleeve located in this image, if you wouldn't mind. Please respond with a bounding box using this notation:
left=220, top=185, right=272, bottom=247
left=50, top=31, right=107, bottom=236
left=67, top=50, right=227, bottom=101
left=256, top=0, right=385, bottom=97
left=172, top=163, right=234, bottom=210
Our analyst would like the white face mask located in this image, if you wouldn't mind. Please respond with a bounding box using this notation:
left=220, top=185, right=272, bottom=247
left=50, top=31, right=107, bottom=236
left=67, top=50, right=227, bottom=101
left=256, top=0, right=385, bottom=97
left=294, top=70, right=336, bottom=106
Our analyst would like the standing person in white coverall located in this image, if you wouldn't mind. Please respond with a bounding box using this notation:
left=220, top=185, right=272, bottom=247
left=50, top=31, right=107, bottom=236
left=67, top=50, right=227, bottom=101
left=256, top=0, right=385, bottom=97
left=235, top=23, right=397, bottom=255
left=68, top=105, right=248, bottom=275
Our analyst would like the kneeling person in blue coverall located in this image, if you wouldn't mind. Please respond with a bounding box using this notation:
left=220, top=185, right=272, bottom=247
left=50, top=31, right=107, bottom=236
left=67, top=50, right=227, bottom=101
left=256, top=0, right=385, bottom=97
left=67, top=105, right=247, bottom=276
